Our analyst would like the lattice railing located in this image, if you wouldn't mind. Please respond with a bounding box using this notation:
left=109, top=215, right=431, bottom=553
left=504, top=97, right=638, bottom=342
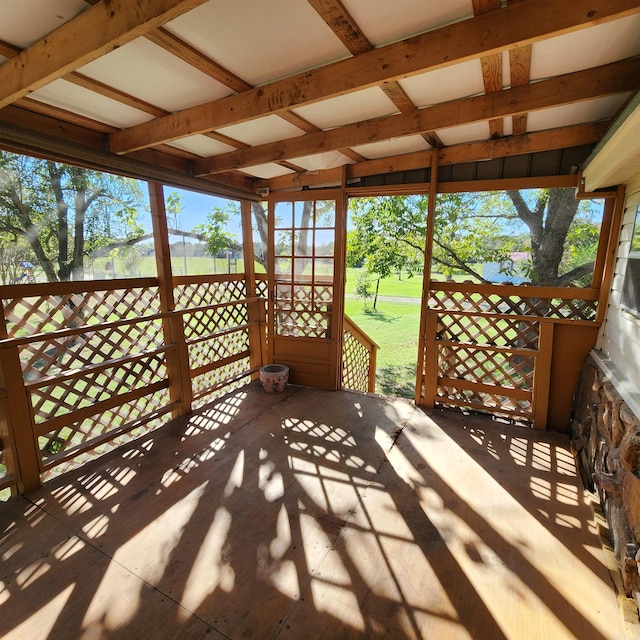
left=342, top=315, right=378, bottom=393
left=174, top=275, right=264, bottom=408
left=418, top=282, right=599, bottom=427
left=0, top=274, right=266, bottom=488
left=275, top=280, right=333, bottom=338
left=428, top=281, right=598, bottom=321
left=0, top=279, right=173, bottom=475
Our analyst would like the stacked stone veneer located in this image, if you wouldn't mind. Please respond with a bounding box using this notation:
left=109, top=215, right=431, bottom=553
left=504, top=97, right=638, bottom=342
left=572, top=353, right=640, bottom=600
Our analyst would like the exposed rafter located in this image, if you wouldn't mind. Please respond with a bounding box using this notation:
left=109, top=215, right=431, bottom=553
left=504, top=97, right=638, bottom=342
left=109, top=0, right=640, bottom=154
left=191, top=59, right=640, bottom=176
left=0, top=0, right=209, bottom=110
left=263, top=121, right=608, bottom=191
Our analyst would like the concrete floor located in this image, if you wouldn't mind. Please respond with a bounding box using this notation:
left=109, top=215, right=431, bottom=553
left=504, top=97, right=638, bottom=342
left=0, top=383, right=634, bottom=639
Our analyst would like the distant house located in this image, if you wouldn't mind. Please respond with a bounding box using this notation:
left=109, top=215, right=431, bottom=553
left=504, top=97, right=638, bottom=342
left=482, top=252, right=530, bottom=284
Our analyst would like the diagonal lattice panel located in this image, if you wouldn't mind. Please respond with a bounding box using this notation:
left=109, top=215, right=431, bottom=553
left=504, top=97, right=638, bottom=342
left=276, top=308, right=329, bottom=337
left=2, top=287, right=161, bottom=337
left=436, top=384, right=532, bottom=416
left=37, top=386, right=171, bottom=470
left=174, top=279, right=247, bottom=310
left=29, top=353, right=167, bottom=423
left=255, top=278, right=269, bottom=299
left=437, top=314, right=539, bottom=350
left=183, top=304, right=249, bottom=341
left=188, top=330, right=250, bottom=370
left=429, top=289, right=597, bottom=321
left=439, top=344, right=534, bottom=390
left=20, top=318, right=165, bottom=380
left=191, top=356, right=252, bottom=405
left=342, top=331, right=370, bottom=393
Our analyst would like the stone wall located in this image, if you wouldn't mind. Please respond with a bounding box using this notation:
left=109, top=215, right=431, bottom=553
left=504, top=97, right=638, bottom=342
left=572, top=354, right=640, bottom=599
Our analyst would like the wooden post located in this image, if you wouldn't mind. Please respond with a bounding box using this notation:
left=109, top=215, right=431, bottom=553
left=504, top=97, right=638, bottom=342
left=0, top=302, right=41, bottom=493
left=368, top=344, right=378, bottom=394
left=595, top=184, right=626, bottom=325
left=148, top=182, right=192, bottom=417
left=241, top=200, right=264, bottom=378
left=415, top=149, right=438, bottom=405
left=332, top=167, right=349, bottom=390
left=533, top=321, right=554, bottom=430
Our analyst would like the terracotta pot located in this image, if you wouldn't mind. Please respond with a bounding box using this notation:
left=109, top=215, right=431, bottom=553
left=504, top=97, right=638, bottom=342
left=259, top=364, right=289, bottom=393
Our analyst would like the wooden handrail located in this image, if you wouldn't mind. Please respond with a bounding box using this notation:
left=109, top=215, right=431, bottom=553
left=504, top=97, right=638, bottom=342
left=343, top=314, right=379, bottom=350
left=429, top=280, right=600, bottom=300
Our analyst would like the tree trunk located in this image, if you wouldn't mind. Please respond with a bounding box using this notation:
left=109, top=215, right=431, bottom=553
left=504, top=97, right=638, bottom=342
left=506, top=187, right=579, bottom=285
left=47, top=162, right=71, bottom=281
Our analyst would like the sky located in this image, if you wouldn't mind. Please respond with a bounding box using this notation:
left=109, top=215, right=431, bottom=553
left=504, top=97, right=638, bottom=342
left=138, top=183, right=243, bottom=241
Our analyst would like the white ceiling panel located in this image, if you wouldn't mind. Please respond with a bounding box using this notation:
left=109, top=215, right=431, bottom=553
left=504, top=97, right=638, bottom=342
left=531, top=15, right=640, bottom=80
left=239, top=163, right=295, bottom=179
left=399, top=59, right=485, bottom=108
left=78, top=38, right=232, bottom=112
left=435, top=122, right=490, bottom=146
left=292, top=87, right=397, bottom=130
left=342, top=0, right=473, bottom=46
left=28, top=79, right=152, bottom=129
left=164, top=0, right=350, bottom=86
left=288, top=151, right=354, bottom=172
left=526, top=95, right=630, bottom=132
left=352, top=135, right=430, bottom=160
left=0, top=0, right=88, bottom=49
left=165, top=135, right=236, bottom=157
left=216, top=115, right=305, bottom=146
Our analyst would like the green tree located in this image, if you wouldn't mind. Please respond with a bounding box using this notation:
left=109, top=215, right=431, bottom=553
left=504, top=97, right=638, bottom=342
left=193, top=205, right=238, bottom=257
left=348, top=188, right=601, bottom=287
left=0, top=151, right=144, bottom=282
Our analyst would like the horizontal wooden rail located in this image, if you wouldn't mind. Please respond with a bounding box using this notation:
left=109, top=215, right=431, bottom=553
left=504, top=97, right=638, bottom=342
left=191, top=365, right=260, bottom=402
left=40, top=401, right=179, bottom=471
left=34, top=380, right=169, bottom=435
left=0, top=276, right=159, bottom=298
left=429, top=309, right=599, bottom=326
left=173, top=273, right=245, bottom=285
left=438, top=376, right=533, bottom=400
left=429, top=281, right=600, bottom=300
left=0, top=296, right=265, bottom=348
left=191, top=350, right=252, bottom=379
left=24, top=344, right=175, bottom=390
left=437, top=395, right=533, bottom=420
left=436, top=338, right=537, bottom=358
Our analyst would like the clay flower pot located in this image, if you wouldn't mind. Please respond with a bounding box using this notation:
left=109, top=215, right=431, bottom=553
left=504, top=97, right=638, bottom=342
left=259, top=364, right=289, bottom=393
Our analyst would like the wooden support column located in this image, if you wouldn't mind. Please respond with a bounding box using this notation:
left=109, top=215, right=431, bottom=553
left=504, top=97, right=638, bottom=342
left=596, top=184, right=626, bottom=326
left=533, top=321, right=554, bottom=430
left=0, top=304, right=40, bottom=493
left=148, top=182, right=192, bottom=416
left=415, top=150, right=438, bottom=406
left=333, top=166, right=349, bottom=390
left=241, top=200, right=265, bottom=377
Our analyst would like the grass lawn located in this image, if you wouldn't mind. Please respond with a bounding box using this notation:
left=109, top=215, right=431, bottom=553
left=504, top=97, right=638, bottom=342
left=345, top=267, right=423, bottom=298
left=344, top=296, right=421, bottom=398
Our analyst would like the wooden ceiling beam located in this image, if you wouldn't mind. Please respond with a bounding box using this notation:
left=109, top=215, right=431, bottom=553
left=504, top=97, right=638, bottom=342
left=192, top=58, right=640, bottom=175
left=0, top=0, right=208, bottom=110
left=473, top=0, right=504, bottom=139
left=144, top=27, right=252, bottom=93
left=510, top=44, right=533, bottom=135
left=0, top=106, right=257, bottom=199
left=265, top=121, right=608, bottom=191
left=306, top=0, right=372, bottom=55
left=109, top=0, right=640, bottom=154
left=306, top=0, right=414, bottom=159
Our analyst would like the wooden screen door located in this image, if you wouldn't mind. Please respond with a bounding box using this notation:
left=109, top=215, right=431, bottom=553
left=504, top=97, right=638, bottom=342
left=267, top=192, right=345, bottom=390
